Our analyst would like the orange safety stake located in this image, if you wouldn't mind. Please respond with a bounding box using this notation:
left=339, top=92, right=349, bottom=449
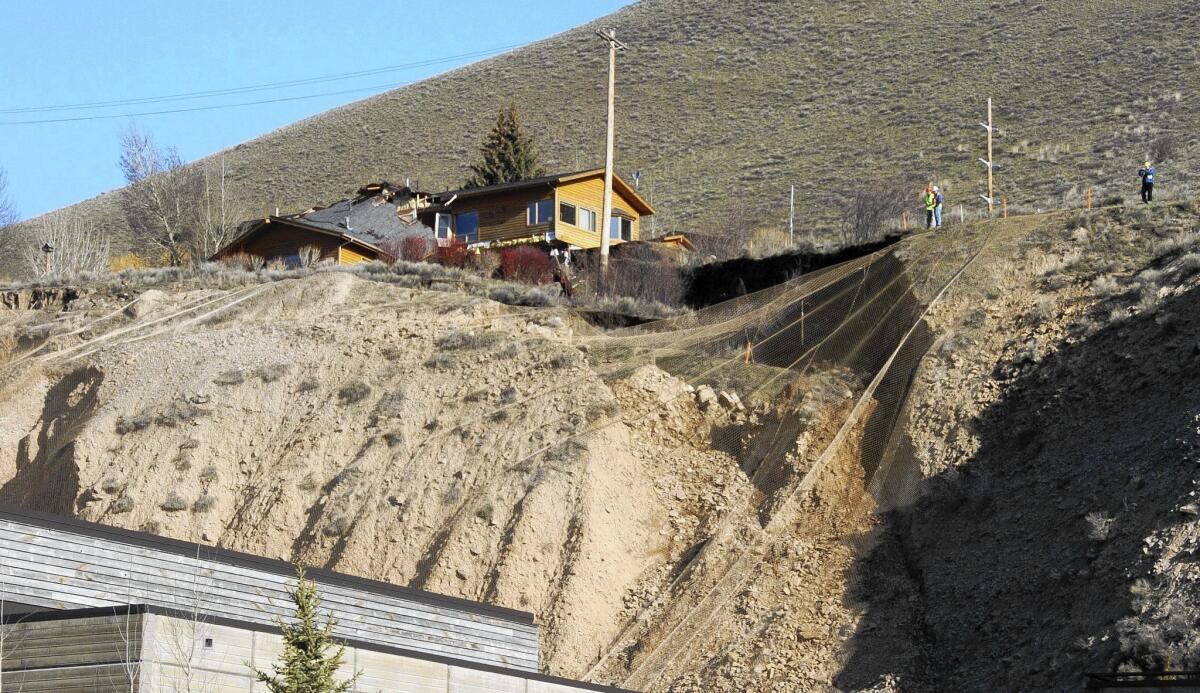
left=745, top=340, right=753, bottom=364
left=1087, top=186, right=1093, bottom=210
left=1002, top=197, right=1008, bottom=218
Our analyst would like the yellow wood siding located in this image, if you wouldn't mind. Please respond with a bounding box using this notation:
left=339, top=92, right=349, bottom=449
left=456, top=186, right=555, bottom=244
left=554, top=176, right=641, bottom=248
left=338, top=245, right=373, bottom=265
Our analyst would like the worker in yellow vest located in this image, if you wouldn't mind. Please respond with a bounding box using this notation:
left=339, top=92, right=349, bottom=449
left=922, top=186, right=937, bottom=229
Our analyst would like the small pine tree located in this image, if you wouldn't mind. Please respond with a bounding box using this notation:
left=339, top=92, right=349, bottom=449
left=254, top=566, right=359, bottom=693
left=464, top=104, right=545, bottom=188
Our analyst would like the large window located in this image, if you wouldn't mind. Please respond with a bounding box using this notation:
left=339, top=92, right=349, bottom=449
left=578, top=207, right=597, bottom=233
left=610, top=216, right=633, bottom=241
left=559, top=201, right=576, bottom=226
left=455, top=211, right=479, bottom=244
left=527, top=199, right=554, bottom=225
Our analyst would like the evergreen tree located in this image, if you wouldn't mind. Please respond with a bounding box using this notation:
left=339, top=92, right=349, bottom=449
left=464, top=104, right=545, bottom=188
left=254, top=567, right=359, bottom=693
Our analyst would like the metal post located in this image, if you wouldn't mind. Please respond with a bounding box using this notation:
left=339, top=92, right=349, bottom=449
left=788, top=184, right=795, bottom=245
left=595, top=27, right=626, bottom=287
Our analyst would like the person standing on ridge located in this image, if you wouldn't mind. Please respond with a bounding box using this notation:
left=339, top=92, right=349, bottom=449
left=1138, top=161, right=1156, bottom=203
left=923, top=185, right=937, bottom=229
left=933, top=186, right=945, bottom=227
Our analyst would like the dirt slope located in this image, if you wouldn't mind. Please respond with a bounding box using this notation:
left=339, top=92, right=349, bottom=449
left=0, top=269, right=869, bottom=686
left=839, top=200, right=1200, bottom=690
left=3, top=201, right=1200, bottom=691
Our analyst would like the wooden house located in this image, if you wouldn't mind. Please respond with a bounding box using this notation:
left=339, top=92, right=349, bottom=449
left=418, top=169, right=655, bottom=250
left=213, top=182, right=434, bottom=266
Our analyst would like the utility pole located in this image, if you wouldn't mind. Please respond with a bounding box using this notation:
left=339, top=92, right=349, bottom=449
left=978, top=97, right=998, bottom=216
left=595, top=27, right=627, bottom=286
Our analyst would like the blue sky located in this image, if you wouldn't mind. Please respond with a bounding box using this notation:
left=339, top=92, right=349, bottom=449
left=0, top=1, right=631, bottom=219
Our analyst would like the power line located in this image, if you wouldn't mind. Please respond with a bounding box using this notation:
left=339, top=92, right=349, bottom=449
left=0, top=80, right=411, bottom=125
left=0, top=42, right=527, bottom=115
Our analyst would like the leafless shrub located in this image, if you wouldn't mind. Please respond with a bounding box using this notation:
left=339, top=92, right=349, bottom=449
left=111, top=495, right=135, bottom=514
left=610, top=251, right=685, bottom=306
left=471, top=250, right=502, bottom=278
left=437, top=329, right=498, bottom=350
left=100, top=477, right=126, bottom=494
left=840, top=178, right=909, bottom=244
left=253, top=363, right=290, bottom=382
left=1177, top=253, right=1200, bottom=277
left=1091, top=275, right=1120, bottom=297
left=474, top=503, right=495, bottom=523
left=212, top=369, right=245, bottom=386
left=296, top=378, right=320, bottom=392
left=424, top=353, right=454, bottom=370
left=1086, top=511, right=1114, bottom=541
left=323, top=516, right=351, bottom=536
left=23, top=214, right=111, bottom=279
left=442, top=485, right=463, bottom=504
left=198, top=465, right=218, bottom=483
left=115, top=412, right=153, bottom=434
left=155, top=399, right=208, bottom=427
left=160, top=492, right=189, bottom=512
left=1153, top=231, right=1200, bottom=260
left=337, top=380, right=371, bottom=404
left=1149, top=134, right=1180, bottom=163
left=517, top=287, right=552, bottom=306
left=297, top=245, right=323, bottom=268
left=192, top=494, right=216, bottom=513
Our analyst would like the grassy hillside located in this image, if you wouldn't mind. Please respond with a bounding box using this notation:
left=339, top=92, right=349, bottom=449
left=14, top=0, right=1200, bottom=274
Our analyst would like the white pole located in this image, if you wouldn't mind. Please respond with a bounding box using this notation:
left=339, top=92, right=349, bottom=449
left=789, top=184, right=795, bottom=245
left=987, top=97, right=994, bottom=216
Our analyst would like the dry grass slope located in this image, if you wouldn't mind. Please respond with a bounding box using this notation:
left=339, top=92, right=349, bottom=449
left=11, top=0, right=1199, bottom=278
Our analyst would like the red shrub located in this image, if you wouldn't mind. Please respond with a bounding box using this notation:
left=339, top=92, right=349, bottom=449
left=500, top=247, right=554, bottom=284
left=402, top=236, right=433, bottom=262
left=434, top=239, right=470, bottom=268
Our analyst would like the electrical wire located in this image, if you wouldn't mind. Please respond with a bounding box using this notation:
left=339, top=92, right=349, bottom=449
left=0, top=43, right=527, bottom=115
left=0, top=80, right=412, bottom=125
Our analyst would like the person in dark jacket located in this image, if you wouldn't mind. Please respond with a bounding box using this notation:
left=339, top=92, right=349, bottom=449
left=1138, top=161, right=1156, bottom=203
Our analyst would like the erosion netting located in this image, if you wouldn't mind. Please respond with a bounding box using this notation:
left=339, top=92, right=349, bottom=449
left=566, top=226, right=989, bottom=688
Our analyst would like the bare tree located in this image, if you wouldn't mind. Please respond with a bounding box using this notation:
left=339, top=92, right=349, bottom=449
left=109, top=603, right=140, bottom=692
left=0, top=167, right=16, bottom=229
left=1, top=576, right=32, bottom=693
left=839, top=178, right=910, bottom=245
left=119, top=125, right=201, bottom=266
left=193, top=156, right=242, bottom=261
left=160, top=546, right=216, bottom=693
left=24, top=214, right=111, bottom=279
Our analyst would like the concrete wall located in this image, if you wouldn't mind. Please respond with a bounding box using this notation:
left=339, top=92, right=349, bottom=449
left=0, top=509, right=538, bottom=670
left=1, top=612, right=625, bottom=693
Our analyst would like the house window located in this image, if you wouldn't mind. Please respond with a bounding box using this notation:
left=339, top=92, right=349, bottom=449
left=455, top=211, right=479, bottom=244
left=559, top=201, right=576, bottom=226
left=528, top=199, right=554, bottom=225
left=435, top=213, right=452, bottom=240
left=610, top=216, right=633, bottom=241
left=578, top=208, right=597, bottom=233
